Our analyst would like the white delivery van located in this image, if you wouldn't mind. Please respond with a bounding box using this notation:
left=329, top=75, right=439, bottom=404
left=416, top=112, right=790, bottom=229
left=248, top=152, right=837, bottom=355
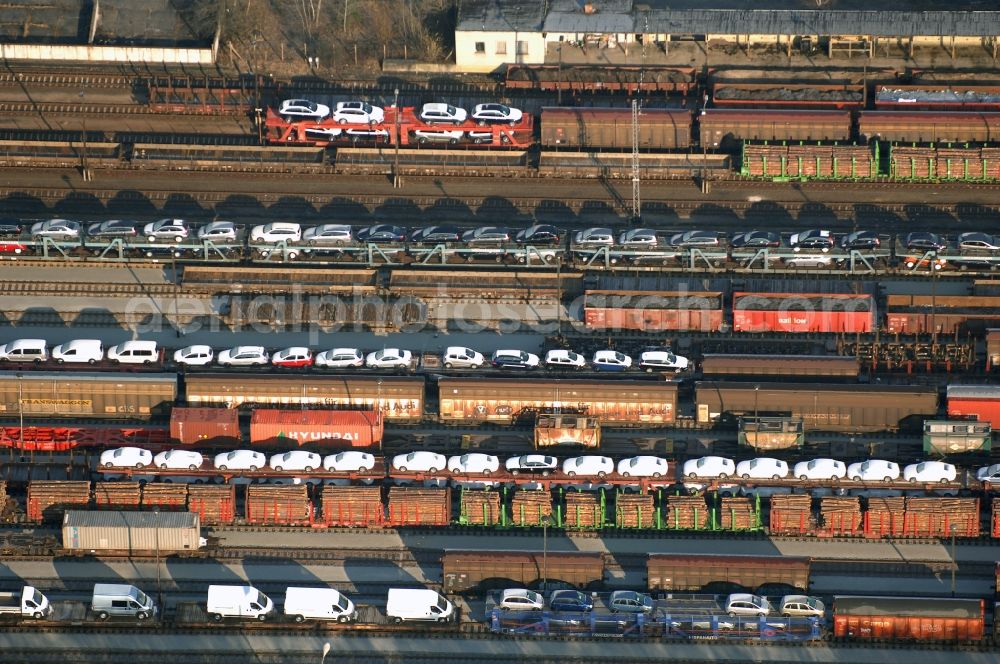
left=206, top=585, right=274, bottom=622
left=0, top=338, right=47, bottom=363
left=385, top=588, right=454, bottom=624
left=107, top=340, right=159, bottom=365
left=91, top=583, right=157, bottom=620
left=284, top=587, right=357, bottom=623
left=0, top=586, right=51, bottom=618
left=51, top=339, right=104, bottom=364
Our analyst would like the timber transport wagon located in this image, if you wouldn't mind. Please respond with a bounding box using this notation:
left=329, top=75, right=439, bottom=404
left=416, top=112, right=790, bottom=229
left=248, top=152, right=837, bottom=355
left=442, top=550, right=605, bottom=593
left=647, top=553, right=810, bottom=592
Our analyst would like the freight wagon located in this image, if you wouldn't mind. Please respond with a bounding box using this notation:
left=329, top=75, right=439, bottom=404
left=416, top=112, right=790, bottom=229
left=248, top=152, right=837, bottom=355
left=0, top=372, right=176, bottom=421
left=832, top=596, right=985, bottom=642
left=170, top=407, right=240, bottom=446
left=646, top=554, right=809, bottom=593
left=885, top=294, right=1000, bottom=335
left=695, top=382, right=939, bottom=432
left=699, top=109, right=853, bottom=149
left=437, top=378, right=677, bottom=425
left=946, top=385, right=1000, bottom=429
left=249, top=408, right=383, bottom=449
left=582, top=290, right=725, bottom=333
left=505, top=65, right=695, bottom=93
left=540, top=108, right=691, bottom=150
left=732, top=293, right=875, bottom=334
left=62, top=510, right=203, bottom=556
left=700, top=354, right=860, bottom=379
left=183, top=374, right=424, bottom=421
left=875, top=85, right=1000, bottom=112
left=441, top=550, right=605, bottom=593
left=858, top=111, right=1000, bottom=143
left=712, top=83, right=865, bottom=110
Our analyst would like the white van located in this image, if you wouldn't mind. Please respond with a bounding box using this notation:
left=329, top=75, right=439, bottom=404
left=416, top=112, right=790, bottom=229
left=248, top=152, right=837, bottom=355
left=385, top=588, right=454, bottom=624
left=91, top=583, right=156, bottom=620
left=0, top=338, right=47, bottom=363
left=107, top=340, right=159, bottom=365
left=51, top=339, right=104, bottom=364
left=206, top=585, right=274, bottom=622
left=284, top=587, right=356, bottom=623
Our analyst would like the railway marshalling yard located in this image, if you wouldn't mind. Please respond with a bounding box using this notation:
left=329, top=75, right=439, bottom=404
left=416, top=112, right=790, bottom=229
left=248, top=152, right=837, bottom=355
left=6, top=10, right=1000, bottom=663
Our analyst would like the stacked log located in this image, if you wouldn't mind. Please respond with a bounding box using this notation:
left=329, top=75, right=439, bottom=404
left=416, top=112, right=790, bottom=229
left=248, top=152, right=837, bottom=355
left=864, top=497, right=907, bottom=537
left=819, top=496, right=863, bottom=536
left=0, top=481, right=12, bottom=522
left=564, top=491, right=602, bottom=530
left=93, top=482, right=142, bottom=510
left=769, top=494, right=813, bottom=534
left=187, top=484, right=236, bottom=525
left=718, top=496, right=756, bottom=530
left=903, top=497, right=980, bottom=538
left=615, top=493, right=655, bottom=529
left=664, top=495, right=710, bottom=530
left=892, top=146, right=1000, bottom=180
left=386, top=487, right=451, bottom=526
left=509, top=490, right=552, bottom=526
left=321, top=486, right=384, bottom=527
left=246, top=485, right=313, bottom=526
left=27, top=481, right=90, bottom=522
left=744, top=144, right=873, bottom=178
left=141, top=484, right=189, bottom=511
left=460, top=490, right=502, bottom=526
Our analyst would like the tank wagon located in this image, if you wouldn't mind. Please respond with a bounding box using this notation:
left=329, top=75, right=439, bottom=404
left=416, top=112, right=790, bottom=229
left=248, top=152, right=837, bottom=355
left=437, top=378, right=677, bottom=425
left=833, top=596, right=985, bottom=642
left=695, top=382, right=938, bottom=432
left=646, top=554, right=810, bottom=593
left=0, top=371, right=176, bottom=421
left=442, top=550, right=605, bottom=593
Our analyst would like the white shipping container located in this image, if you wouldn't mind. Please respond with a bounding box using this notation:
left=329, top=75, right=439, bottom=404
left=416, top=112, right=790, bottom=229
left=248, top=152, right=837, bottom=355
left=62, top=510, right=201, bottom=552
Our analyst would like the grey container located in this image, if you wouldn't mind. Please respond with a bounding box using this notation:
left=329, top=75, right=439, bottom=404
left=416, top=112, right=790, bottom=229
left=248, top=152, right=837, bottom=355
left=62, top=510, right=200, bottom=553
left=0, top=371, right=177, bottom=420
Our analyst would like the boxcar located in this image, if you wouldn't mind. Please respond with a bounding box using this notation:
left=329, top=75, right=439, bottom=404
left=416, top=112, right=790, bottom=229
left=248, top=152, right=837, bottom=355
left=833, top=596, right=985, bottom=642
left=442, top=550, right=605, bottom=593
left=583, top=290, right=725, bottom=333
left=541, top=107, right=691, bottom=150
left=699, top=109, right=853, bottom=149
left=62, top=510, right=201, bottom=555
left=0, top=371, right=176, bottom=420
left=946, top=385, right=1000, bottom=429
left=183, top=374, right=424, bottom=422
left=700, top=354, right=860, bottom=379
left=858, top=111, right=1000, bottom=143
left=170, top=407, right=240, bottom=446
left=732, top=292, right=875, bottom=334
left=438, top=378, right=677, bottom=425
left=695, top=382, right=939, bottom=432
left=647, top=553, right=810, bottom=592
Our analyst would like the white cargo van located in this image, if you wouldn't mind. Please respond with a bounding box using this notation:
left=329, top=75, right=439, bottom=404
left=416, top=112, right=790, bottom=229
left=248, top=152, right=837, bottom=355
left=91, top=583, right=157, bottom=620
left=385, top=588, right=454, bottom=623
left=283, top=587, right=356, bottom=623
left=51, top=339, right=103, bottom=364
left=0, top=586, right=51, bottom=618
left=207, top=585, right=274, bottom=622
left=107, top=340, right=159, bottom=365
left=0, top=338, right=47, bottom=363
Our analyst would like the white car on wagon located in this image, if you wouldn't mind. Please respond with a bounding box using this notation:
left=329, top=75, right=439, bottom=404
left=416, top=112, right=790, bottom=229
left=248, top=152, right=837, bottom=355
left=392, top=451, right=447, bottom=473
left=793, top=458, right=847, bottom=481
left=617, top=456, right=669, bottom=478
left=270, top=451, right=322, bottom=472
left=154, top=449, right=205, bottom=471
left=736, top=457, right=789, bottom=480
left=323, top=451, right=376, bottom=473
left=100, top=447, right=153, bottom=469
left=847, top=459, right=900, bottom=482
left=683, top=456, right=736, bottom=479
left=903, top=461, right=957, bottom=483
left=562, top=455, right=614, bottom=478
left=214, top=450, right=266, bottom=472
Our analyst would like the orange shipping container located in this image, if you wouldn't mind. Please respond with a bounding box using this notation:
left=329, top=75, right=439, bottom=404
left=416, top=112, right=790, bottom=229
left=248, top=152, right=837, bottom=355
left=170, top=407, right=240, bottom=446
left=249, top=408, right=383, bottom=449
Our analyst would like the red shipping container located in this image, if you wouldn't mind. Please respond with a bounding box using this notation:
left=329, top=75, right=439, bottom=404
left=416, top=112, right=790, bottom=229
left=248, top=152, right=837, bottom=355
left=947, top=385, right=1000, bottom=429
left=249, top=409, right=383, bottom=449
left=170, top=407, right=240, bottom=446
left=733, top=293, right=874, bottom=333
left=833, top=597, right=984, bottom=642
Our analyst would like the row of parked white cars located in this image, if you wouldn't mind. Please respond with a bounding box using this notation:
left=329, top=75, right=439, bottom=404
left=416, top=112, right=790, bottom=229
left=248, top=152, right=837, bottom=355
left=277, top=99, right=524, bottom=126
left=683, top=456, right=960, bottom=483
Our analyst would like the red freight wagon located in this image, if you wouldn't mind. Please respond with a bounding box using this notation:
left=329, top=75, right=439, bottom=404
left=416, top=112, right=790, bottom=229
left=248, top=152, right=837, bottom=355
left=583, top=290, right=724, bottom=332
left=170, top=407, right=240, bottom=446
left=249, top=408, right=383, bottom=449
left=833, top=597, right=984, bottom=642
left=732, top=293, right=874, bottom=334
left=947, top=385, right=1000, bottom=428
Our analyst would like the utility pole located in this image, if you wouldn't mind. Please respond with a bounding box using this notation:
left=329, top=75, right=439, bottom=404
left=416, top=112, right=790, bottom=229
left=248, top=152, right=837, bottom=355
left=393, top=88, right=401, bottom=188
left=631, top=98, right=640, bottom=223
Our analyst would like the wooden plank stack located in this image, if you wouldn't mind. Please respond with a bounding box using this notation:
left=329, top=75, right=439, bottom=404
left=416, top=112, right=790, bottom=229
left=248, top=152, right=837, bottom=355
left=509, top=490, right=552, bottom=526
left=386, top=487, right=451, bottom=526
left=744, top=144, right=873, bottom=178
left=187, top=484, right=236, bottom=525
left=903, top=497, right=980, bottom=538
left=93, top=482, right=142, bottom=510
left=564, top=491, right=602, bottom=530
left=819, top=496, right=862, bottom=536
left=0, top=481, right=11, bottom=523
left=718, top=496, right=756, bottom=530
left=246, top=485, right=312, bottom=526
left=864, top=497, right=907, bottom=537
left=664, top=495, right=710, bottom=530
left=321, top=486, right=384, bottom=527
left=460, top=490, right=502, bottom=526
left=892, top=146, right=1000, bottom=180
left=141, top=484, right=189, bottom=511
left=27, top=481, right=90, bottom=522
left=769, top=494, right=813, bottom=534
left=615, top=493, right=655, bottom=529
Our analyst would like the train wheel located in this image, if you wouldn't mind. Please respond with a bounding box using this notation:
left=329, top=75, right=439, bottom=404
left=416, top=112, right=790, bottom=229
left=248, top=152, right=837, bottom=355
left=294, top=614, right=306, bottom=623
left=393, top=617, right=403, bottom=624
left=304, top=466, right=314, bottom=472
left=428, top=467, right=438, bottom=473
left=249, top=465, right=259, bottom=472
